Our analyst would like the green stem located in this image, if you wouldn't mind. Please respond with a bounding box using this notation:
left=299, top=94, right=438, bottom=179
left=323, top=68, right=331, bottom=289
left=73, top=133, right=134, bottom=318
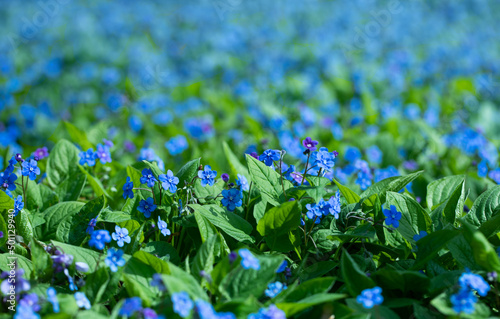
left=300, top=152, right=311, bottom=186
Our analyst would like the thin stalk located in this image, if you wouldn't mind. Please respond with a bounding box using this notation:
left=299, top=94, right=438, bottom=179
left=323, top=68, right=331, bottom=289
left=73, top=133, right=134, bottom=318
left=277, top=160, right=287, bottom=199
left=300, top=152, right=311, bottom=186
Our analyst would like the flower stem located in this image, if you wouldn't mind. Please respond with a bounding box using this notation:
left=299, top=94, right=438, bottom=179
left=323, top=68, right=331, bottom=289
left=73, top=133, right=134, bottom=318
left=301, top=152, right=311, bottom=186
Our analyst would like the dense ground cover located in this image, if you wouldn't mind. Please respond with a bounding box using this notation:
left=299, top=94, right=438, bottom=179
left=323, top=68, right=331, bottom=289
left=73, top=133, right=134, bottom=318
left=1, top=0, right=500, bottom=318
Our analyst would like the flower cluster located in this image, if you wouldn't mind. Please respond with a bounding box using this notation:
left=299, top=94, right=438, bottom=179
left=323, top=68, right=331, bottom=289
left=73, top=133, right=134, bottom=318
left=78, top=143, right=112, bottom=167
left=451, top=272, right=490, bottom=314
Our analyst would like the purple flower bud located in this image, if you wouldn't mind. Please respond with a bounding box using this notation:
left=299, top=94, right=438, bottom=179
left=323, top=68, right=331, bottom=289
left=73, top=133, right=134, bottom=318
left=333, top=150, right=339, bottom=157
left=34, top=156, right=39, bottom=161
left=249, top=152, right=259, bottom=160
left=228, top=182, right=235, bottom=188
left=228, top=251, right=238, bottom=264
left=288, top=198, right=295, bottom=201
left=15, top=153, right=23, bottom=162
left=487, top=272, right=497, bottom=281
left=2, top=183, right=8, bottom=189
left=221, top=173, right=230, bottom=182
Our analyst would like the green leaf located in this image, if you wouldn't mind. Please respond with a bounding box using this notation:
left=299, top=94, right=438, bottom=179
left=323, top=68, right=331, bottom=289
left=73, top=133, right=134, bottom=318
left=465, top=185, right=500, bottom=227
left=78, top=166, right=110, bottom=198
left=46, top=139, right=80, bottom=187
left=190, top=204, right=254, bottom=243
left=478, top=209, right=500, bottom=238
left=442, top=179, right=468, bottom=225
left=447, top=233, right=480, bottom=270
left=361, top=171, right=423, bottom=205
left=176, top=158, right=201, bottom=187
left=142, top=241, right=181, bottom=265
left=411, top=230, right=460, bottom=270
left=220, top=254, right=283, bottom=300
left=0, top=214, right=7, bottom=247
left=0, top=191, right=14, bottom=213
left=246, top=154, right=292, bottom=206
left=385, top=192, right=433, bottom=242
left=191, top=234, right=217, bottom=282
left=0, top=254, right=33, bottom=279
left=332, top=179, right=360, bottom=204
left=371, top=269, right=430, bottom=294
left=257, top=201, right=300, bottom=250
left=284, top=277, right=336, bottom=302
left=41, top=202, right=84, bottom=239
left=463, top=222, right=500, bottom=272
left=161, top=262, right=209, bottom=301
left=15, top=209, right=34, bottom=242
left=55, top=173, right=87, bottom=202
left=57, top=196, right=105, bottom=245
left=30, top=239, right=53, bottom=280
left=97, top=208, right=132, bottom=223
left=223, top=141, right=249, bottom=177
left=63, top=121, right=94, bottom=151
left=426, top=175, right=465, bottom=209
left=51, top=240, right=101, bottom=272
left=276, top=293, right=347, bottom=317
left=194, top=211, right=218, bottom=242
left=83, top=267, right=110, bottom=304
left=340, top=250, right=375, bottom=296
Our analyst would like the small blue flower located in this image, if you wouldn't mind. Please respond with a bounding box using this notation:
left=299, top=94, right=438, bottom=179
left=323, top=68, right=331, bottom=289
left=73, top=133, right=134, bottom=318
left=64, top=268, right=78, bottom=291
left=165, top=135, right=188, bottom=155
left=344, top=147, right=361, bottom=163
left=198, top=165, right=217, bottom=187
left=306, top=203, right=322, bottom=220
left=413, top=230, right=428, bottom=242
left=194, top=300, right=216, bottom=319
left=311, top=147, right=336, bottom=172
left=14, top=305, right=40, bottom=319
left=140, top=168, right=157, bottom=188
left=366, top=145, right=382, bottom=165
left=383, top=205, right=402, bottom=228
left=86, top=218, right=96, bottom=234
left=119, top=297, right=142, bottom=317
left=221, top=188, right=243, bottom=212
left=74, top=292, right=91, bottom=309
left=47, top=287, right=59, bottom=313
left=259, top=149, right=281, bottom=166
left=0, top=171, right=17, bottom=191
left=171, top=292, right=194, bottom=318
left=276, top=260, right=287, bottom=273
left=477, top=161, right=488, bottom=178
left=248, top=305, right=286, bottom=319
left=123, top=177, right=134, bottom=199
left=14, top=195, right=24, bottom=216
left=21, top=159, right=40, bottom=180
left=112, top=226, right=131, bottom=247
left=459, top=272, right=490, bottom=297
left=95, top=144, right=112, bottom=164
left=157, top=216, right=171, bottom=236
left=239, top=249, right=260, bottom=270
left=159, top=170, right=179, bottom=193
left=19, top=293, right=40, bottom=312
left=138, top=197, right=157, bottom=218
left=88, top=230, right=111, bottom=250
left=451, top=288, right=477, bottom=314
left=151, top=273, right=166, bottom=291
left=105, top=248, right=126, bottom=272
left=79, top=149, right=97, bottom=167
left=356, top=286, right=384, bottom=309
left=265, top=281, right=287, bottom=298
left=236, top=174, right=249, bottom=191
left=328, top=191, right=341, bottom=219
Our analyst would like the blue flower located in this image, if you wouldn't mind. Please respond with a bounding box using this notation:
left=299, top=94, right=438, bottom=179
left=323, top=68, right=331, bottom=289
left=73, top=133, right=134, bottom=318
left=459, top=272, right=490, bottom=297
left=165, top=135, right=188, bottom=155
left=328, top=191, right=341, bottom=219
left=86, top=218, right=96, bottom=234
left=0, top=171, right=17, bottom=191
left=198, top=165, right=217, bottom=187
left=356, top=286, right=384, bottom=309
left=413, top=230, right=428, bottom=242
left=138, top=197, right=157, bottom=218
left=239, top=249, right=260, bottom=270
left=20, top=293, right=40, bottom=312
left=171, top=292, right=194, bottom=318
left=123, top=177, right=134, bottom=199
left=276, top=260, right=287, bottom=273
left=259, top=149, right=281, bottom=166
left=1, top=268, right=30, bottom=295
left=157, top=216, right=171, bottom=236
left=383, top=205, right=402, bottom=228
left=64, top=268, right=78, bottom=291
left=366, top=145, right=382, bottom=165
left=95, top=144, right=112, bottom=164
left=88, top=230, right=111, bottom=250
left=159, top=170, right=179, bottom=193
left=477, top=160, right=488, bottom=178
left=14, top=195, right=24, bottom=216
left=248, top=305, right=286, bottom=319
left=105, top=248, right=126, bottom=272
left=356, top=171, right=372, bottom=190
left=140, top=168, right=157, bottom=187
left=236, top=174, right=249, bottom=191
left=265, top=281, right=287, bottom=298
left=221, top=188, right=243, bottom=212
left=47, top=287, right=59, bottom=313
left=14, top=305, right=40, bottom=319
left=74, top=292, right=91, bottom=310
left=450, top=288, right=477, bottom=314
left=151, top=273, right=166, bottom=291
left=112, top=226, right=131, bottom=247
left=306, top=203, right=322, bottom=220
left=21, top=159, right=40, bottom=180
left=344, top=147, right=361, bottom=163
left=311, top=147, right=336, bottom=172
left=194, top=300, right=216, bottom=319
left=119, top=297, right=142, bottom=317
left=79, top=149, right=97, bottom=167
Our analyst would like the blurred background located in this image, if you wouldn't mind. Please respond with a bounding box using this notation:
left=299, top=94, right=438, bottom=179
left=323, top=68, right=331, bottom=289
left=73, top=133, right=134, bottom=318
left=1, top=0, right=500, bottom=200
